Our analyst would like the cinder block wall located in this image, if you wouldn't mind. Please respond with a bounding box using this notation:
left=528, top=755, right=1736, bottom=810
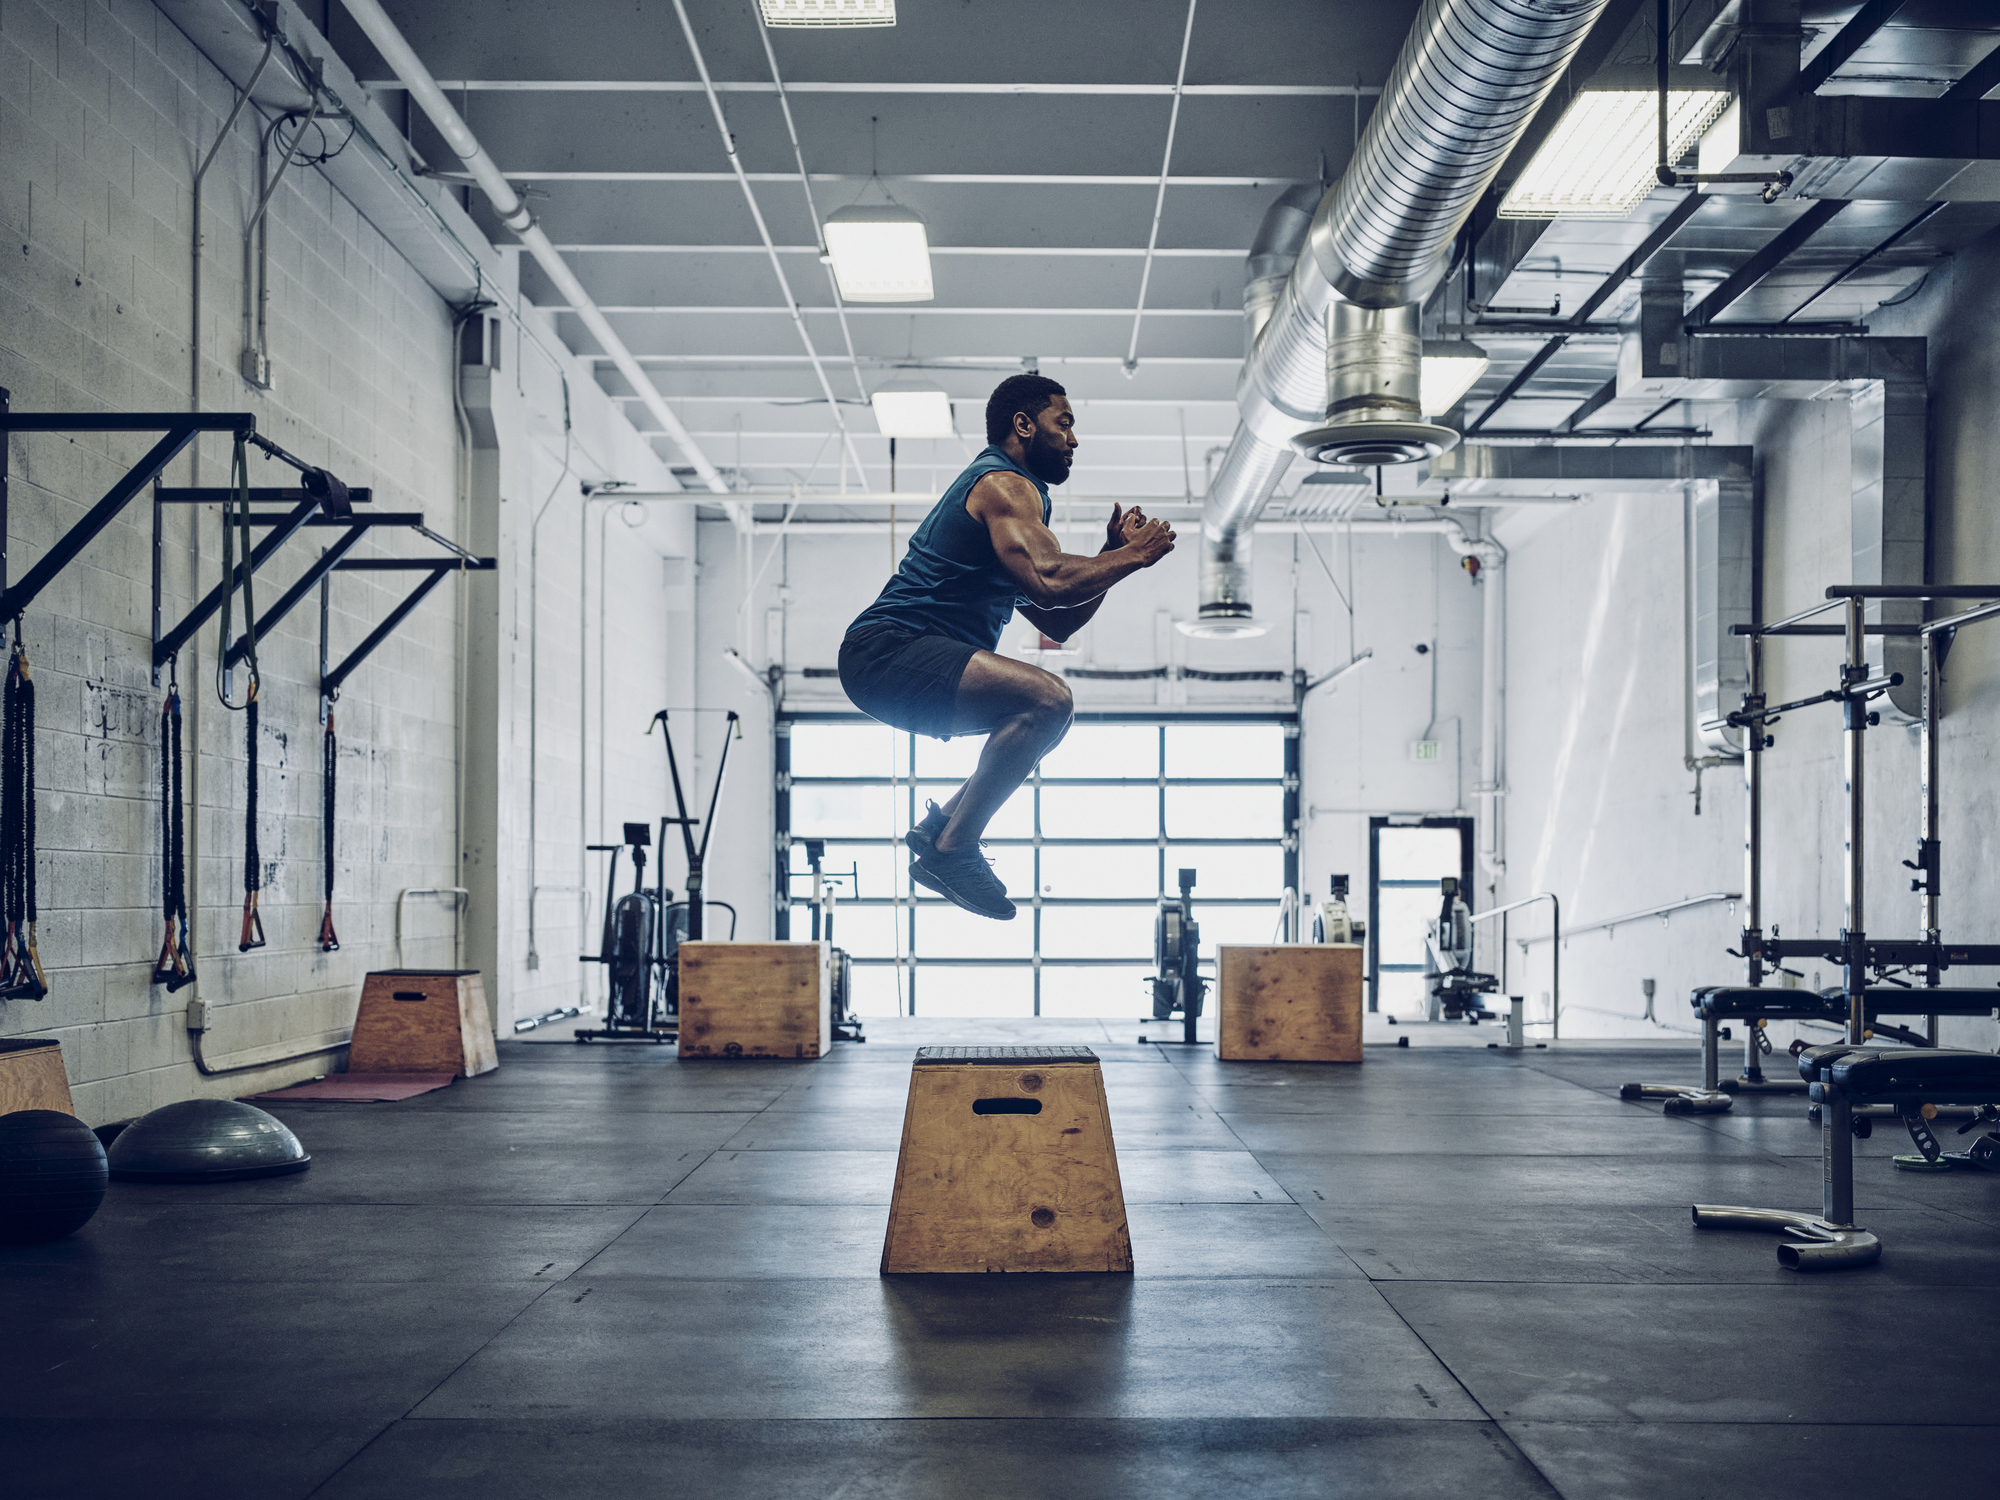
left=0, top=0, right=692, bottom=1119
left=0, top=0, right=460, bottom=1120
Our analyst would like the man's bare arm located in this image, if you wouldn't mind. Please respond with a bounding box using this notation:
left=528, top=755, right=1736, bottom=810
left=972, top=474, right=1173, bottom=609
left=1018, top=504, right=1149, bottom=640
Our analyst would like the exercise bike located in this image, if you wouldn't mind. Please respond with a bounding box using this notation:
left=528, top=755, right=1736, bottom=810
left=577, top=821, right=680, bottom=1042
left=1140, top=867, right=1206, bottom=1046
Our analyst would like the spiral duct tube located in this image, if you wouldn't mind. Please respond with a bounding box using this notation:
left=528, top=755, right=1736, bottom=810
left=1188, top=0, right=1610, bottom=632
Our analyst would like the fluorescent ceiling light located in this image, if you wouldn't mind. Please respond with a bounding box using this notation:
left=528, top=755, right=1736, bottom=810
left=1421, top=341, right=1490, bottom=417
left=759, top=0, right=895, bottom=26
left=1499, top=88, right=1730, bottom=220
left=870, top=383, right=955, bottom=438
left=823, top=202, right=934, bottom=302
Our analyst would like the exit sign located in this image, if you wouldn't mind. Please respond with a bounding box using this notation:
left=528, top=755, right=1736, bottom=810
left=1411, top=739, right=1440, bottom=762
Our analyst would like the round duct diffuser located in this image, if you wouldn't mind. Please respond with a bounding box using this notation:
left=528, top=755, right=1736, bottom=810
left=1176, top=611, right=1269, bottom=640
left=1292, top=421, right=1459, bottom=468
left=107, top=1099, right=310, bottom=1184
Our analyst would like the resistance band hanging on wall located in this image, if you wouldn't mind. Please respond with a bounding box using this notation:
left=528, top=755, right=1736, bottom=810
left=318, top=708, right=338, bottom=951
left=218, top=434, right=266, bottom=953
left=151, top=670, right=196, bottom=991
left=240, top=690, right=264, bottom=952
left=0, top=629, right=47, bottom=1002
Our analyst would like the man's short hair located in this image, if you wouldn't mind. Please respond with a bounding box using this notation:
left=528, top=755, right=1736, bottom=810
left=985, top=374, right=1068, bottom=446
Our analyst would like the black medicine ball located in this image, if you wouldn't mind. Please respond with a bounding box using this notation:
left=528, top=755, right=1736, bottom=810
left=0, top=1109, right=109, bottom=1244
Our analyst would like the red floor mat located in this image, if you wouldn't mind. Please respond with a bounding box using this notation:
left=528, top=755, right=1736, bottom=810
left=246, top=1072, right=457, bottom=1102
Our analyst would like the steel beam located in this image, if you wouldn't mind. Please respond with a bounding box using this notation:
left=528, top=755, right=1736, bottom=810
left=239, top=511, right=418, bottom=527
left=1468, top=194, right=1708, bottom=433
left=1684, top=201, right=1850, bottom=330
left=322, top=564, right=453, bottom=694
left=1942, top=39, right=2000, bottom=103
left=1798, top=0, right=1905, bottom=96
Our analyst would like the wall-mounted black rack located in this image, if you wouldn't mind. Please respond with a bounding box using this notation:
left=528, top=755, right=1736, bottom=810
left=318, top=540, right=493, bottom=712
left=0, top=388, right=255, bottom=625
left=0, top=388, right=492, bottom=704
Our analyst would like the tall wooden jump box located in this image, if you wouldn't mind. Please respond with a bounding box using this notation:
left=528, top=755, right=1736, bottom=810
left=678, top=942, right=830, bottom=1059
left=348, top=970, right=498, bottom=1077
left=881, top=1046, right=1133, bottom=1274
left=0, top=1039, right=74, bottom=1114
left=1217, top=944, right=1364, bottom=1062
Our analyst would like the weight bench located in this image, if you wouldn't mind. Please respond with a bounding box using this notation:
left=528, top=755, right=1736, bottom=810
left=1621, top=985, right=2000, bottom=1114
left=1694, top=1042, right=2000, bottom=1270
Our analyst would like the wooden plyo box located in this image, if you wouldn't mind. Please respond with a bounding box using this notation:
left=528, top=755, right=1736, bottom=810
left=347, top=970, right=498, bottom=1077
left=1217, top=944, right=1364, bottom=1062
left=881, top=1046, right=1133, bottom=1274
left=0, top=1039, right=74, bottom=1115
left=678, top=942, right=830, bottom=1060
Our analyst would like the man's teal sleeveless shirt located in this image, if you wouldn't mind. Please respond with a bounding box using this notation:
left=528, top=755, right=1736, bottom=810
left=848, top=446, right=1052, bottom=651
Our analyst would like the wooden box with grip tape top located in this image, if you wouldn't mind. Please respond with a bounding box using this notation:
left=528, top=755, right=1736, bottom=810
left=347, top=969, right=497, bottom=1077
left=881, top=1046, right=1132, bottom=1274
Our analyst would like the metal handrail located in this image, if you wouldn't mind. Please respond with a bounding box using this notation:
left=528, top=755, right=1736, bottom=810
left=1521, top=891, right=1739, bottom=946
left=396, top=886, right=470, bottom=969
left=1468, top=892, right=1560, bottom=1038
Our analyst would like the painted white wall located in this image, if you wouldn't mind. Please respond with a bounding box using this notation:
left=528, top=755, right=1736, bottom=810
left=1490, top=224, right=2000, bottom=1050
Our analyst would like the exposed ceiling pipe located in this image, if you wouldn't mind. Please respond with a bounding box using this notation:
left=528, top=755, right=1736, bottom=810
left=670, top=0, right=874, bottom=493
left=1192, top=0, right=1611, bottom=636
left=748, top=5, right=870, bottom=404
left=338, top=0, right=727, bottom=499
left=1122, top=0, right=1201, bottom=375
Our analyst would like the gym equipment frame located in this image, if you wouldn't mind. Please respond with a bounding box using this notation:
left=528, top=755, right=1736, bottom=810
left=1625, top=584, right=2000, bottom=1112
left=1692, top=587, right=2000, bottom=1269
left=577, top=821, right=682, bottom=1044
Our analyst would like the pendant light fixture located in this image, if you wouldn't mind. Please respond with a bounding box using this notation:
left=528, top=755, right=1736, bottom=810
left=824, top=202, right=934, bottom=302
left=870, top=381, right=955, bottom=438
left=822, top=114, right=934, bottom=302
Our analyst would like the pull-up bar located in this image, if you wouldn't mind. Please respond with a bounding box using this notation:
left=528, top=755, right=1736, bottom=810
left=1734, top=585, right=2000, bottom=638
left=0, top=393, right=254, bottom=623
left=319, top=556, right=496, bottom=700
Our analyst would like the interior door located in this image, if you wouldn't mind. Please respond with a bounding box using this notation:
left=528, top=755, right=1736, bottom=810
left=1368, top=817, right=1473, bottom=1017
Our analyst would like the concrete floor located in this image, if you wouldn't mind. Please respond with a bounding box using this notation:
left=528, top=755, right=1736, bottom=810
left=8, top=1017, right=2000, bottom=1499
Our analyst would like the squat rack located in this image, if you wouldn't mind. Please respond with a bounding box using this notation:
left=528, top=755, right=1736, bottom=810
left=1691, top=585, right=2000, bottom=1267
left=1730, top=585, right=2000, bottom=1024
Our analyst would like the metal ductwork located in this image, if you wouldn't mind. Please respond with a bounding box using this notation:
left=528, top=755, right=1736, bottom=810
left=1243, top=184, right=1322, bottom=356
left=1190, top=0, right=1612, bottom=634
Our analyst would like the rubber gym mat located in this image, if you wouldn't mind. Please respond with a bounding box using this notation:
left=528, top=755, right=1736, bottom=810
left=246, top=1073, right=457, bottom=1102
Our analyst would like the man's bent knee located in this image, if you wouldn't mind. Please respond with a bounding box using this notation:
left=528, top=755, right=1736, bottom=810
left=1020, top=671, right=1072, bottom=727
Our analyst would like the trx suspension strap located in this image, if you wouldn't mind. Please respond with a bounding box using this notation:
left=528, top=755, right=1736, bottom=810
left=219, top=434, right=266, bottom=952
left=318, top=707, right=338, bottom=951
left=240, top=687, right=264, bottom=951
left=0, top=628, right=47, bottom=1001
left=151, top=669, right=196, bottom=991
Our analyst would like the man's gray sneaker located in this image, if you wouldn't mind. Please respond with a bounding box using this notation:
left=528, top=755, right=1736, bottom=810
left=904, top=800, right=948, bottom=863
left=912, top=844, right=1016, bottom=920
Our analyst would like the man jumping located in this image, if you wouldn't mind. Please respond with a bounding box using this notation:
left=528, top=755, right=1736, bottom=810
left=838, top=374, right=1176, bottom=920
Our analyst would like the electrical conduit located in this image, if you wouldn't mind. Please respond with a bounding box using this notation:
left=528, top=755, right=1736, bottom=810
left=338, top=0, right=728, bottom=497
